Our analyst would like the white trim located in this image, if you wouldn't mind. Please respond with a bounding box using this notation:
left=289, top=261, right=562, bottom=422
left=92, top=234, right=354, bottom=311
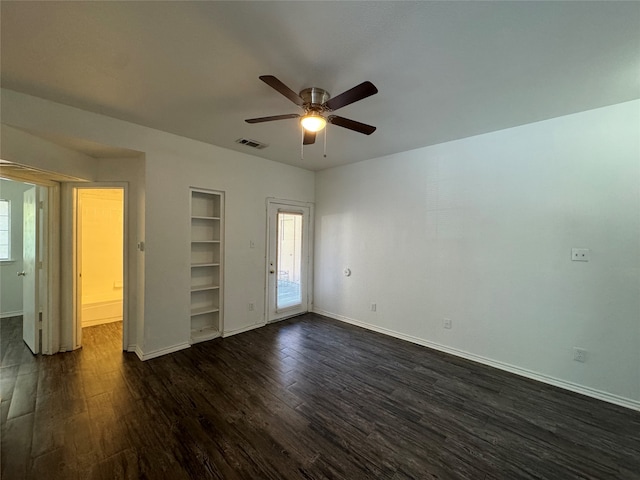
left=82, top=317, right=122, bottom=328
left=70, top=183, right=129, bottom=352
left=43, top=184, right=60, bottom=355
left=81, top=299, right=123, bottom=327
left=313, top=308, right=640, bottom=412
left=265, top=198, right=314, bottom=323
left=0, top=198, right=11, bottom=262
left=222, top=322, right=265, bottom=338
left=134, top=346, right=144, bottom=361
left=267, top=312, right=306, bottom=324
left=136, top=342, right=190, bottom=361
left=0, top=310, right=23, bottom=319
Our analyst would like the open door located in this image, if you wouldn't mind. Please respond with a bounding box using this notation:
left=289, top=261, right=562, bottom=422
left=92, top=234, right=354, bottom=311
left=22, top=186, right=39, bottom=354
left=72, top=185, right=127, bottom=350
left=266, top=199, right=312, bottom=322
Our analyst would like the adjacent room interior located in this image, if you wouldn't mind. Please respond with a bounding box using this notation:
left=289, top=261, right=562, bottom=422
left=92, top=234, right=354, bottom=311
left=78, top=188, right=124, bottom=330
left=0, top=1, right=639, bottom=479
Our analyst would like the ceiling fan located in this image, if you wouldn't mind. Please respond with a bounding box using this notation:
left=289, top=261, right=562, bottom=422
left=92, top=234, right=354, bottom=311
left=245, top=75, right=378, bottom=145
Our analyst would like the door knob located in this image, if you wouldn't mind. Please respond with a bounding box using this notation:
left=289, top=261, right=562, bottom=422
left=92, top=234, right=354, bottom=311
left=17, top=271, right=26, bottom=276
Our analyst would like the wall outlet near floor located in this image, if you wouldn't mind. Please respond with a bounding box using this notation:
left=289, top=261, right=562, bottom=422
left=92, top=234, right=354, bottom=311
left=571, top=248, right=590, bottom=262
left=573, top=347, right=587, bottom=363
left=443, top=318, right=452, bottom=329
left=370, top=303, right=377, bottom=312
left=248, top=303, right=255, bottom=311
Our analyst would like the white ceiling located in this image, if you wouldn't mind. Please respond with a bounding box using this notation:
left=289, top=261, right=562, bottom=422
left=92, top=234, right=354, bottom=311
left=2, top=1, right=639, bottom=171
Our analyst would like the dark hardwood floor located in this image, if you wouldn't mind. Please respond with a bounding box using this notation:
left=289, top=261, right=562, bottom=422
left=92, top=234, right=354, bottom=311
left=1, top=313, right=639, bottom=479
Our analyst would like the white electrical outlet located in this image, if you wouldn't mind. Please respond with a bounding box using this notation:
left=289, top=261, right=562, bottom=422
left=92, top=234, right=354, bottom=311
left=371, top=303, right=377, bottom=312
left=573, top=347, right=587, bottom=363
left=248, top=303, right=255, bottom=311
left=443, top=318, right=452, bottom=329
left=571, top=248, right=590, bottom=262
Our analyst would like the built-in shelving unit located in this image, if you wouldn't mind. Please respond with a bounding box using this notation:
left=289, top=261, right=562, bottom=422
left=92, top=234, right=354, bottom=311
left=189, top=188, right=223, bottom=344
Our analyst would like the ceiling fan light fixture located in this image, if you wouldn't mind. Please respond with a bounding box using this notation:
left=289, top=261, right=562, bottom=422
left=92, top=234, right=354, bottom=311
left=300, top=112, right=327, bottom=132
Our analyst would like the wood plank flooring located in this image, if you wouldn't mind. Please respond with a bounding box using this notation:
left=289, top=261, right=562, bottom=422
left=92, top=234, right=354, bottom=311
left=1, top=313, right=639, bottom=479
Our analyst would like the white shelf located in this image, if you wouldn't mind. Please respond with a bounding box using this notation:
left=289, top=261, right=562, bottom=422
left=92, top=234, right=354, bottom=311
left=190, top=285, right=220, bottom=293
left=190, top=188, right=223, bottom=344
left=191, top=326, right=220, bottom=344
left=191, top=306, right=219, bottom=316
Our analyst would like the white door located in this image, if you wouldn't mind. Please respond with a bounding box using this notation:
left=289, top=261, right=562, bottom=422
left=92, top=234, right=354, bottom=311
left=266, top=200, right=311, bottom=322
left=22, top=186, right=39, bottom=354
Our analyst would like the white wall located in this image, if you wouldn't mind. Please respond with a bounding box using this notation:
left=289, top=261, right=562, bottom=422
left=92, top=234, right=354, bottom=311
left=314, top=100, right=640, bottom=408
left=142, top=148, right=314, bottom=353
left=1, top=89, right=315, bottom=359
left=1, top=124, right=98, bottom=181
left=0, top=179, right=33, bottom=317
left=97, top=157, right=145, bottom=351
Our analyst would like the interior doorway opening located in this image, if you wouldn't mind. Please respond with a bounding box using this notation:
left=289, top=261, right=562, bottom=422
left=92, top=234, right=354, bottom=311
left=75, top=187, right=125, bottom=348
left=0, top=172, right=60, bottom=356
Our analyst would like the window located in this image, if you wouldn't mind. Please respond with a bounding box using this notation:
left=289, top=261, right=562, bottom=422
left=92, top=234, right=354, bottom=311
left=0, top=199, right=10, bottom=260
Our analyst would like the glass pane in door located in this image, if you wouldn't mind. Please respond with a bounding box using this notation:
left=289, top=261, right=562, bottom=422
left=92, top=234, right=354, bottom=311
left=277, top=212, right=302, bottom=310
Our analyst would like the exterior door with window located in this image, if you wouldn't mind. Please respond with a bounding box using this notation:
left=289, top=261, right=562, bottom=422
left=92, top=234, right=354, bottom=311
left=266, top=200, right=312, bottom=322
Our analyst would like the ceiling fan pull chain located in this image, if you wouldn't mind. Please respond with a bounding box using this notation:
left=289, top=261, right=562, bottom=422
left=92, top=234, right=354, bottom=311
left=323, top=126, right=327, bottom=158
left=301, top=127, right=304, bottom=161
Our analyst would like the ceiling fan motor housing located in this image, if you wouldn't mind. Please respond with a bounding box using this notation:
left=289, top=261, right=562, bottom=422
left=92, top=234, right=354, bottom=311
left=300, top=87, right=330, bottom=112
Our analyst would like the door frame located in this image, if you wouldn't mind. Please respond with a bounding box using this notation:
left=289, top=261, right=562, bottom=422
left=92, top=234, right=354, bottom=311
left=22, top=185, right=39, bottom=354
left=265, top=198, right=314, bottom=323
left=0, top=173, right=60, bottom=355
left=70, top=182, right=129, bottom=350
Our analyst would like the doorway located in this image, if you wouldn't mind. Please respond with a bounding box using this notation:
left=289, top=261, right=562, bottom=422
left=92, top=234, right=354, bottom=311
left=266, top=199, right=312, bottom=322
left=0, top=174, right=58, bottom=355
left=75, top=187, right=125, bottom=348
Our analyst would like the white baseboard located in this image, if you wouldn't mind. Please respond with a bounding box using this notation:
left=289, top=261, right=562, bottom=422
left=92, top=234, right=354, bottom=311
left=1, top=310, right=23, bottom=319
left=313, top=308, right=640, bottom=412
left=136, top=342, right=190, bottom=361
left=222, top=322, right=265, bottom=338
left=82, top=316, right=122, bottom=328
left=81, top=300, right=123, bottom=327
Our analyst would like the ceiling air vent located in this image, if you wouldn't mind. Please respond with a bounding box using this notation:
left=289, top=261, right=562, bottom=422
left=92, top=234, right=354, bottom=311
left=235, top=138, right=268, bottom=149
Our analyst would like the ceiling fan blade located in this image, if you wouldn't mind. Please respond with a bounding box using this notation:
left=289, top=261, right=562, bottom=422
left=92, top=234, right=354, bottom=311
left=259, top=75, right=304, bottom=106
left=324, top=81, right=378, bottom=111
left=245, top=113, right=300, bottom=124
left=303, top=130, right=316, bottom=145
left=328, top=115, right=376, bottom=135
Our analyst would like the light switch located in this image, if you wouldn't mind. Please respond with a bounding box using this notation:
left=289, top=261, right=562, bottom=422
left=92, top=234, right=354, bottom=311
left=571, top=248, right=589, bottom=262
